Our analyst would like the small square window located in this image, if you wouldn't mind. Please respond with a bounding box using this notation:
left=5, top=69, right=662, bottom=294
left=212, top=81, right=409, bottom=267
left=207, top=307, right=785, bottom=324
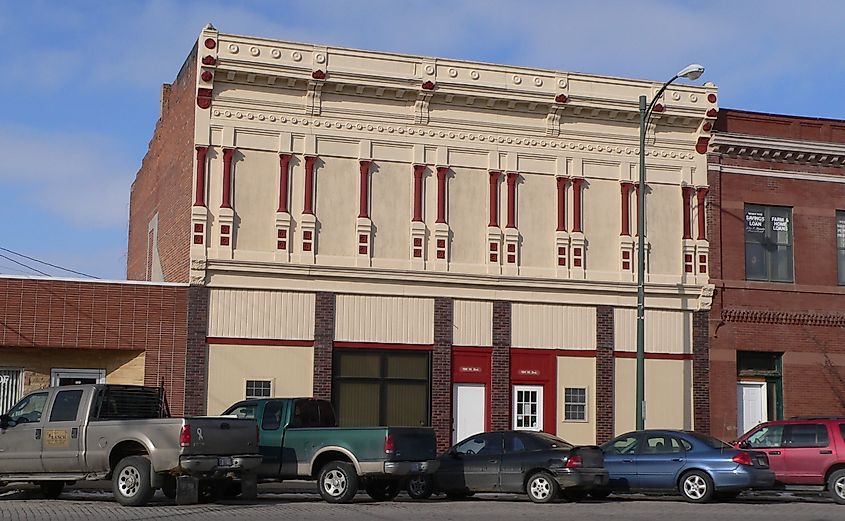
left=245, top=380, right=272, bottom=399
left=563, top=387, right=587, bottom=422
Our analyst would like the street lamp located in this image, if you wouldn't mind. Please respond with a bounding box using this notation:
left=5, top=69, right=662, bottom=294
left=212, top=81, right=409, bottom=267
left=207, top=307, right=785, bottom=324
left=636, top=63, right=705, bottom=431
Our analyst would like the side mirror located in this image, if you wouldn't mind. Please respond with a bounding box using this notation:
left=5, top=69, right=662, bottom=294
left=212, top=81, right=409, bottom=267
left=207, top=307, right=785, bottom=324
left=0, top=414, right=11, bottom=430
left=449, top=450, right=461, bottom=459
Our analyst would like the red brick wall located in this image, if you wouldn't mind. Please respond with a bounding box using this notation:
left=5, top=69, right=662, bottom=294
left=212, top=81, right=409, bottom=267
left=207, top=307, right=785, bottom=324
left=0, top=276, right=195, bottom=415
left=692, top=310, right=710, bottom=435
left=491, top=301, right=511, bottom=431
left=432, top=297, right=453, bottom=453
left=708, top=110, right=845, bottom=440
left=595, top=306, right=614, bottom=443
left=312, top=292, right=335, bottom=401
left=126, top=45, right=197, bottom=282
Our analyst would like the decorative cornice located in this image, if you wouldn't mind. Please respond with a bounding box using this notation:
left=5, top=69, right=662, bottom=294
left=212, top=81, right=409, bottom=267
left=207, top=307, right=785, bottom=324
left=208, top=31, right=715, bottom=130
left=722, top=308, right=845, bottom=327
left=710, top=132, right=845, bottom=167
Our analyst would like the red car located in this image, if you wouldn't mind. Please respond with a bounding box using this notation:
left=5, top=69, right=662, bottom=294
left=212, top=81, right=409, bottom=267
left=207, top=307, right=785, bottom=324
left=734, top=417, right=845, bottom=504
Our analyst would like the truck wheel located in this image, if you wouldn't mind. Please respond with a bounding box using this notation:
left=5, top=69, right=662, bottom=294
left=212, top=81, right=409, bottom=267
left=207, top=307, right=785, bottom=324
left=113, top=455, right=155, bottom=507
left=365, top=479, right=400, bottom=501
left=526, top=471, right=559, bottom=504
left=318, top=461, right=359, bottom=504
left=828, top=469, right=845, bottom=504
left=39, top=481, right=64, bottom=499
left=407, top=475, right=434, bottom=500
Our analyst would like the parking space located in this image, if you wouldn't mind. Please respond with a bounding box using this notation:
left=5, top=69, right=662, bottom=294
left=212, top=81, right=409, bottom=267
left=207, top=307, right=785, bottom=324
left=0, top=485, right=842, bottom=521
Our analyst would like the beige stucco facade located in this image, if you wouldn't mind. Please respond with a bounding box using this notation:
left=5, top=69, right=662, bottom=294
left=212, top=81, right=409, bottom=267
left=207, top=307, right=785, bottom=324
left=182, top=26, right=715, bottom=442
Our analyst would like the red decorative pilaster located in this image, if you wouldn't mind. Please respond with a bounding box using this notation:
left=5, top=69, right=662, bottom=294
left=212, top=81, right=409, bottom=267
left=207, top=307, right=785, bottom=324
left=221, top=148, right=235, bottom=209
left=696, top=187, right=709, bottom=240
left=571, top=177, right=585, bottom=233
left=620, top=182, right=633, bottom=236
left=506, top=172, right=518, bottom=229
left=488, top=171, right=501, bottom=227
left=358, top=160, right=371, bottom=218
left=436, top=166, right=449, bottom=224
left=194, top=146, right=208, bottom=207
left=304, top=155, right=317, bottom=215
left=556, top=176, right=569, bottom=232
left=412, top=164, right=426, bottom=222
left=278, top=154, right=292, bottom=213
left=682, top=186, right=694, bottom=239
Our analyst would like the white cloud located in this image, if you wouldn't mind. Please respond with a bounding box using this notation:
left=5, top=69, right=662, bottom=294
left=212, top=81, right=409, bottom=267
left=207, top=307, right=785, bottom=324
left=0, top=124, right=133, bottom=229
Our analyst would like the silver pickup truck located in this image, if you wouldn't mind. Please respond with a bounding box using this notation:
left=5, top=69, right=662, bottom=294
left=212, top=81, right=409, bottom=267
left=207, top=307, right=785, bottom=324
left=0, top=384, right=261, bottom=506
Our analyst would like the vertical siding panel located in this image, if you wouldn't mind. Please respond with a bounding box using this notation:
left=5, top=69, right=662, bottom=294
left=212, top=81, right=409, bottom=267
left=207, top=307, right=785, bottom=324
left=208, top=289, right=315, bottom=340
left=512, top=304, right=596, bottom=349
left=335, top=295, right=433, bottom=343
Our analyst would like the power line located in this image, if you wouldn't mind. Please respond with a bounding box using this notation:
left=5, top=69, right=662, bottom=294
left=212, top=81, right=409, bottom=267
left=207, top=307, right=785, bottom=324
left=0, top=246, right=99, bottom=279
left=0, top=253, right=50, bottom=277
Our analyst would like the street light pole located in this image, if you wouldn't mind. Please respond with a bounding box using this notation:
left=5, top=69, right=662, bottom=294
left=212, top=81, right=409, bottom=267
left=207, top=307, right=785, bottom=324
left=635, top=64, right=705, bottom=431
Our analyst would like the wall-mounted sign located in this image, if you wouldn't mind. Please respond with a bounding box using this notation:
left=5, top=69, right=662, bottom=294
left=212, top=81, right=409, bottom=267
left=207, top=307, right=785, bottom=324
left=459, top=366, right=481, bottom=373
left=518, top=369, right=541, bottom=376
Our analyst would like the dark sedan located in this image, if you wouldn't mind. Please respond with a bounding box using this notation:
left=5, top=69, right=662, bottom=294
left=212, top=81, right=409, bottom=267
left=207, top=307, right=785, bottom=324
left=407, top=430, right=608, bottom=503
left=596, top=430, right=775, bottom=503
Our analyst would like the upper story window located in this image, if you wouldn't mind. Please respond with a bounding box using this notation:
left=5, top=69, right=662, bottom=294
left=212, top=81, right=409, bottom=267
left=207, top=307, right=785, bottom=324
left=837, top=211, right=845, bottom=285
left=745, top=204, right=793, bottom=283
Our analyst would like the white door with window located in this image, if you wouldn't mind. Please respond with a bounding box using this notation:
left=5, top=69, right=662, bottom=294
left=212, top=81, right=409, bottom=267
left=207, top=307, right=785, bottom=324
left=737, top=381, right=767, bottom=436
left=453, top=384, right=485, bottom=443
left=51, top=369, right=106, bottom=387
left=0, top=369, right=23, bottom=414
left=513, top=385, right=543, bottom=431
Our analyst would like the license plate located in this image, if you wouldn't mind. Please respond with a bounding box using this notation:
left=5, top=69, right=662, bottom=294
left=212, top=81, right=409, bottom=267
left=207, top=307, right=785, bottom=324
left=218, top=457, right=233, bottom=467
left=410, top=463, right=421, bottom=472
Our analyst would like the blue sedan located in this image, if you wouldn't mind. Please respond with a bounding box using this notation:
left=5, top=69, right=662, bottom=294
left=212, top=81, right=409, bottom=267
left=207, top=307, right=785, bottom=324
left=595, top=430, right=775, bottom=502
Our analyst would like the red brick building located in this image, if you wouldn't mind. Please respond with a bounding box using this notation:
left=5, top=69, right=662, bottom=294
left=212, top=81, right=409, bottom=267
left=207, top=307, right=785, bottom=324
left=0, top=276, right=203, bottom=416
left=708, top=109, right=845, bottom=440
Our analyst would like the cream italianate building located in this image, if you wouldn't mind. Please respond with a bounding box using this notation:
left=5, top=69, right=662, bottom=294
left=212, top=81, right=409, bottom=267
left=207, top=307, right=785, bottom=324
left=128, top=25, right=718, bottom=451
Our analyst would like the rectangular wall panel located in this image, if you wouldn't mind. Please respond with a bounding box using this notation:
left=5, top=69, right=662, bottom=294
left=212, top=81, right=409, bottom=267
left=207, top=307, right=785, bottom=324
left=614, top=308, right=691, bottom=353
left=453, top=300, right=493, bottom=347
left=512, top=303, right=596, bottom=349
left=209, top=289, right=315, bottom=340
left=335, top=295, right=434, bottom=344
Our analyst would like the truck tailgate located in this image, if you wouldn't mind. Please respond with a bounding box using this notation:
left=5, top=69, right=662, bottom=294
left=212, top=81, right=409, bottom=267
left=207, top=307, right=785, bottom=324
left=182, top=417, right=258, bottom=455
left=387, top=427, right=437, bottom=461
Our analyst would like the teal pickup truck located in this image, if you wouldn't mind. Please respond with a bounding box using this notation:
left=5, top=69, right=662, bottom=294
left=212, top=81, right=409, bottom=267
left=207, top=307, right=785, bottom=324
left=222, top=397, right=437, bottom=503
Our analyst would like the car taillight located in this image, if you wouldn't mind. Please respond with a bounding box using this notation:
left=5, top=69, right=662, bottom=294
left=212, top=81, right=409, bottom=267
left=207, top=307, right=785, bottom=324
left=180, top=424, right=191, bottom=447
left=732, top=451, right=753, bottom=466
left=565, top=455, right=582, bottom=468
left=384, top=433, right=395, bottom=454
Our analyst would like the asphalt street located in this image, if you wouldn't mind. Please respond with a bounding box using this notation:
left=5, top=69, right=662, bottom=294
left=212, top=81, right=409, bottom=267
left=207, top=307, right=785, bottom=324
left=0, top=485, right=843, bottom=521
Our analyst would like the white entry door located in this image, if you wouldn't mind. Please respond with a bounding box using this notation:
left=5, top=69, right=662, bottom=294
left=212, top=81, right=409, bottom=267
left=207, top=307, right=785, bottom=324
left=51, top=368, right=106, bottom=387
left=453, top=384, right=486, bottom=444
left=513, top=385, right=544, bottom=431
left=737, top=381, right=767, bottom=437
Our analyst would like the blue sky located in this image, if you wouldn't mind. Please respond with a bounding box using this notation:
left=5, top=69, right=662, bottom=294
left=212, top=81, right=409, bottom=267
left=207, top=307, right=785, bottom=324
left=1, top=0, right=843, bottom=280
